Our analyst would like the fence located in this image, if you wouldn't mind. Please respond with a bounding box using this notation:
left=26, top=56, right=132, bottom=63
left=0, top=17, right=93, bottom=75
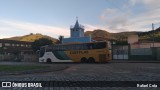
left=112, top=44, right=160, bottom=61
left=0, top=53, right=38, bottom=62
left=112, top=45, right=129, bottom=60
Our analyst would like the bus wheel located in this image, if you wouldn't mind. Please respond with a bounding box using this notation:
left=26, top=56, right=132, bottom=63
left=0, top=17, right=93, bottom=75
left=81, top=57, right=87, bottom=63
left=88, top=57, right=95, bottom=63
left=47, top=58, right=51, bottom=63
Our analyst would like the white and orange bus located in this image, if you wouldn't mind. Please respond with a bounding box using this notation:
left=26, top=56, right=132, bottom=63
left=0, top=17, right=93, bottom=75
left=39, top=41, right=112, bottom=63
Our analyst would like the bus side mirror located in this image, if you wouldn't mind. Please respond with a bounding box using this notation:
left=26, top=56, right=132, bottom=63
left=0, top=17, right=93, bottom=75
left=36, top=50, right=40, bottom=54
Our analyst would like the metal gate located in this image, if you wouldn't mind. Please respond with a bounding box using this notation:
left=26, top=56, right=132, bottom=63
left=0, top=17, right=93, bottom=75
left=112, top=45, right=129, bottom=60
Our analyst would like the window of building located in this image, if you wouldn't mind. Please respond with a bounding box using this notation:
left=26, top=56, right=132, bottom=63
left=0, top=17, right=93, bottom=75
left=0, top=43, right=2, bottom=47
left=17, top=44, right=20, bottom=46
left=12, top=44, right=15, bottom=46
left=5, top=43, right=10, bottom=46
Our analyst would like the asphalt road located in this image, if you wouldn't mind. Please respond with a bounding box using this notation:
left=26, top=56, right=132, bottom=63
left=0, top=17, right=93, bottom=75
left=0, top=62, right=159, bottom=90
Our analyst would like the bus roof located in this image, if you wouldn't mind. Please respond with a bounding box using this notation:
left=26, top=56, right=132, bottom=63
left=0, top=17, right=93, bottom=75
left=57, top=41, right=107, bottom=46
left=40, top=41, right=108, bottom=48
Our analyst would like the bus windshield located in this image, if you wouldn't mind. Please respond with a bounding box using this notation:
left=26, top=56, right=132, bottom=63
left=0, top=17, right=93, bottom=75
left=40, top=47, right=45, bottom=57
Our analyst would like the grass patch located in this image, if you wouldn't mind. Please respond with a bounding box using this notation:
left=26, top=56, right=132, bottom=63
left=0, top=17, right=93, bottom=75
left=0, top=65, right=49, bottom=71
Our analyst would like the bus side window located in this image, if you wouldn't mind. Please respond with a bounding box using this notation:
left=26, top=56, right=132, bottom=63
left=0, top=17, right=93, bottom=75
left=95, top=42, right=105, bottom=49
left=64, top=45, right=68, bottom=51
left=87, top=44, right=92, bottom=49
left=56, top=46, right=60, bottom=50
left=58, top=46, right=61, bottom=50
left=80, top=44, right=83, bottom=50
left=92, top=43, right=97, bottom=49
left=61, top=45, right=64, bottom=50
left=69, top=45, right=73, bottom=50
left=102, top=42, right=106, bottom=48
left=83, top=44, right=88, bottom=50
left=76, top=44, right=81, bottom=50
left=63, top=45, right=67, bottom=51
left=55, top=46, right=58, bottom=50
left=73, top=45, right=76, bottom=50
left=67, top=45, right=70, bottom=50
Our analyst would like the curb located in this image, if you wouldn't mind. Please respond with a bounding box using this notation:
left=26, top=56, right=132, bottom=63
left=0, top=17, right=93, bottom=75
left=111, top=60, right=160, bottom=63
left=0, top=66, right=69, bottom=76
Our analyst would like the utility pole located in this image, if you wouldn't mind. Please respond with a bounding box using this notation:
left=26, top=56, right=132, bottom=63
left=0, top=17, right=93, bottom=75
left=152, top=23, right=154, bottom=47
left=152, top=23, right=154, bottom=30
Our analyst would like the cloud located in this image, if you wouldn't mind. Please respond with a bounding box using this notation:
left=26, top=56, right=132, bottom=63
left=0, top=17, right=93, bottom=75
left=0, top=34, right=11, bottom=39
left=84, top=24, right=115, bottom=32
left=0, top=19, right=115, bottom=39
left=125, top=6, right=160, bottom=31
left=100, top=8, right=131, bottom=31
left=130, top=0, right=160, bottom=9
left=0, top=19, right=70, bottom=39
left=99, top=0, right=160, bottom=32
left=100, top=8, right=117, bottom=21
left=84, top=24, right=98, bottom=31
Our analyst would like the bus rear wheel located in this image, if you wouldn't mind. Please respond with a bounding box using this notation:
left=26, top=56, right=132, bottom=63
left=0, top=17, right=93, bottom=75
left=46, top=58, right=51, bottom=63
left=88, top=57, right=95, bottom=63
left=81, top=57, right=87, bottom=63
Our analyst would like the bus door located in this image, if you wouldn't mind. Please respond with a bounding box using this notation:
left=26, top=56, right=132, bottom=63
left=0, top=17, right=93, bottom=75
left=99, top=54, right=106, bottom=62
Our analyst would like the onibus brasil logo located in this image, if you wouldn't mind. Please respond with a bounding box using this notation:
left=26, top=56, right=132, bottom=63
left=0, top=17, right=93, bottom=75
left=2, top=82, right=42, bottom=87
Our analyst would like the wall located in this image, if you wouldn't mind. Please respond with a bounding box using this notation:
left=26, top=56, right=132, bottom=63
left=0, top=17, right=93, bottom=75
left=128, top=35, right=138, bottom=44
left=0, top=53, right=38, bottom=62
left=0, top=54, right=16, bottom=61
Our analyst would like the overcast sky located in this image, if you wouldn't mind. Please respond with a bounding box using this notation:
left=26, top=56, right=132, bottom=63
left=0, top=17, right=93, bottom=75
left=0, top=0, right=160, bottom=39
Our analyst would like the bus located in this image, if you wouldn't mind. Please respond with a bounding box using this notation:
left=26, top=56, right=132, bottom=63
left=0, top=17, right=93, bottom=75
left=38, top=41, right=112, bottom=63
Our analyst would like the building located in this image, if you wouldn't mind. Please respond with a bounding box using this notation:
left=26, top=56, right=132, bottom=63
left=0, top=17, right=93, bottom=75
left=62, top=19, right=91, bottom=44
left=128, top=35, right=138, bottom=44
left=127, top=35, right=160, bottom=48
left=0, top=39, right=34, bottom=61
left=0, top=39, right=32, bottom=54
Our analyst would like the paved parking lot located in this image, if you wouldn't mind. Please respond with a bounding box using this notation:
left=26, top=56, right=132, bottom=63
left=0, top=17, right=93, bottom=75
left=0, top=62, right=159, bottom=90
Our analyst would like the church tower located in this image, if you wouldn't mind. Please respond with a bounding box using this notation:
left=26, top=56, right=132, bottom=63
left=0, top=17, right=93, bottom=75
left=70, top=18, right=84, bottom=37
left=61, top=18, right=91, bottom=44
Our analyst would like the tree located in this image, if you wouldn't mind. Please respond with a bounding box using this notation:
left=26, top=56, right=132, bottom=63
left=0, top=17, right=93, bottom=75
left=31, top=38, right=53, bottom=52
left=58, top=35, right=64, bottom=44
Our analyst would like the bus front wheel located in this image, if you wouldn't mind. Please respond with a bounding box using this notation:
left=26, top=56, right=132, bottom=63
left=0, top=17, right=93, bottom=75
left=46, top=58, right=51, bottom=63
left=81, top=57, right=87, bottom=63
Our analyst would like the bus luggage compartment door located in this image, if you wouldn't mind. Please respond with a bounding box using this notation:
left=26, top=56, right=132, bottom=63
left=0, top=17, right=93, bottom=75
left=99, top=54, right=106, bottom=62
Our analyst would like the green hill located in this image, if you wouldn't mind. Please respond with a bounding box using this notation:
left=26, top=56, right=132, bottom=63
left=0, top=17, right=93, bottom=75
left=4, top=33, right=58, bottom=43
left=139, top=27, right=160, bottom=41
left=85, top=30, right=141, bottom=41
left=85, top=27, right=160, bottom=42
left=4, top=27, right=160, bottom=43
